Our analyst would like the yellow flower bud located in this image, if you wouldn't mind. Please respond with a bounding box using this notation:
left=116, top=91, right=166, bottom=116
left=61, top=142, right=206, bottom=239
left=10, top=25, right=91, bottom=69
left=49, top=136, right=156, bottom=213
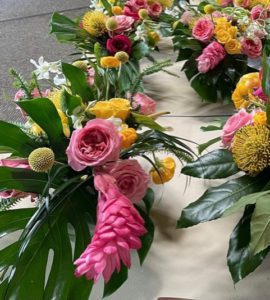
left=120, top=128, right=138, bottom=149
left=106, top=17, right=118, bottom=31
left=204, top=4, right=215, bottom=14
left=147, top=31, right=160, bottom=48
left=139, top=9, right=149, bottom=20
left=150, top=157, right=176, bottom=184
left=28, top=148, right=55, bottom=173
left=112, top=6, right=123, bottom=15
left=100, top=56, right=121, bottom=68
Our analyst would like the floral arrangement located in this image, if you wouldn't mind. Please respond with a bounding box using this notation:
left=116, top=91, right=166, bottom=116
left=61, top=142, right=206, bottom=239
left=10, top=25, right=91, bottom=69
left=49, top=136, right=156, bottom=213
left=0, top=53, right=194, bottom=298
left=177, top=53, right=270, bottom=283
left=172, top=1, right=270, bottom=102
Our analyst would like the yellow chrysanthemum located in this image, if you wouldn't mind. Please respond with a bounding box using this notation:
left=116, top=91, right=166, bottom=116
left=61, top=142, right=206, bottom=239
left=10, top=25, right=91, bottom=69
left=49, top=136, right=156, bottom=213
left=100, top=56, right=121, bottom=68
left=89, top=98, right=131, bottom=121
left=232, top=73, right=261, bottom=109
left=232, top=124, right=270, bottom=175
left=82, top=11, right=107, bottom=37
left=253, top=111, right=267, bottom=125
left=157, top=0, right=173, bottom=8
left=150, top=157, right=176, bottom=184
left=120, top=127, right=138, bottom=149
left=225, top=39, right=241, bottom=54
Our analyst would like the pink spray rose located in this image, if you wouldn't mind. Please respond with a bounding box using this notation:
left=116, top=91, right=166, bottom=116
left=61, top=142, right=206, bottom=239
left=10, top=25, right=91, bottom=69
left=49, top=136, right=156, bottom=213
left=251, top=5, right=267, bottom=20
left=241, top=37, right=262, bottom=59
left=221, top=109, right=253, bottom=148
left=66, top=119, right=122, bottom=171
left=180, top=11, right=193, bottom=25
left=197, top=41, right=226, bottom=73
left=192, top=17, right=214, bottom=43
left=133, top=92, right=157, bottom=115
left=74, top=173, right=146, bottom=283
left=87, top=68, right=95, bottom=86
left=103, top=159, right=149, bottom=203
left=109, top=15, right=134, bottom=35
left=124, top=0, right=147, bottom=20
left=147, top=1, right=163, bottom=17
left=253, top=87, right=267, bottom=101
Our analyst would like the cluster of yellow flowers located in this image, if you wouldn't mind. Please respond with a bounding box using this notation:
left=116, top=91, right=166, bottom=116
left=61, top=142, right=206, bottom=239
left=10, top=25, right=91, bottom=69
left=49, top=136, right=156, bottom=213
left=214, top=17, right=241, bottom=55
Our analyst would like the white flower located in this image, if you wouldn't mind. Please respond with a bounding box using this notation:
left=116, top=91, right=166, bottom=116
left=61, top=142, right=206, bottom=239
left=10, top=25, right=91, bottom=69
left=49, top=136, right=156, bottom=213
left=53, top=74, right=66, bottom=86
left=30, top=56, right=51, bottom=80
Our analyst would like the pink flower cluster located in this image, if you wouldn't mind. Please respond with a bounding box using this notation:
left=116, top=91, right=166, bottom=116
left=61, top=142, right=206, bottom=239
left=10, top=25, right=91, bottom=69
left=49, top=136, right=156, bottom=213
left=124, top=0, right=163, bottom=20
left=197, top=41, right=226, bottom=73
left=192, top=18, right=214, bottom=43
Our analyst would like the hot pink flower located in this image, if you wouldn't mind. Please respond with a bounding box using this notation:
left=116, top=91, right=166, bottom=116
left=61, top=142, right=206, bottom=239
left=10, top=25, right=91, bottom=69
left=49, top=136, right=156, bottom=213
left=147, top=1, right=163, bottom=17
left=107, top=35, right=132, bottom=55
left=197, top=41, right=226, bottom=73
left=133, top=92, right=157, bottom=115
left=124, top=0, right=147, bottom=20
left=74, top=173, right=146, bottom=283
left=241, top=37, right=262, bottom=59
left=66, top=119, right=122, bottom=171
left=253, top=87, right=267, bottom=101
left=14, top=88, right=50, bottom=101
left=251, top=5, right=267, bottom=20
left=192, top=17, right=214, bottom=43
left=103, top=159, right=149, bottom=203
left=14, top=90, right=25, bottom=101
left=221, top=109, right=253, bottom=148
left=87, top=68, right=95, bottom=86
left=109, top=15, right=134, bottom=35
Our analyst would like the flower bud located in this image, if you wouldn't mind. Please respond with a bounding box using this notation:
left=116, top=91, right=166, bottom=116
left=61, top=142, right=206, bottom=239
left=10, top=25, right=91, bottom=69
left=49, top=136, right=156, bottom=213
left=72, top=61, right=88, bottom=71
left=112, top=6, right=123, bottom=15
left=204, top=4, right=215, bottom=14
left=114, top=51, right=129, bottom=63
left=138, top=9, right=149, bottom=20
left=28, top=147, right=55, bottom=173
left=106, top=17, right=118, bottom=31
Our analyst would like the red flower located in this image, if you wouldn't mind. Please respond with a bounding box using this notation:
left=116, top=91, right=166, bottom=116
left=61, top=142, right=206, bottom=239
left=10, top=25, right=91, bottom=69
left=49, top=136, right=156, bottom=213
left=106, top=35, right=132, bottom=55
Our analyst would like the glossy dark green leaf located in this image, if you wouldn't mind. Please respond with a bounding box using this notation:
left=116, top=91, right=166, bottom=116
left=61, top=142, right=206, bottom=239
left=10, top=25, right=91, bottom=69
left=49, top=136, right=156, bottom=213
left=18, top=98, right=67, bottom=155
left=262, top=51, right=270, bottom=124
left=177, top=174, right=269, bottom=228
left=197, top=137, right=221, bottom=154
left=142, top=188, right=155, bottom=215
left=136, top=206, right=155, bottom=265
left=131, top=113, right=165, bottom=131
left=62, top=62, right=94, bottom=102
left=61, top=90, right=83, bottom=115
left=182, top=149, right=239, bottom=179
left=0, top=120, right=36, bottom=156
left=132, top=42, right=150, bottom=60
left=227, top=206, right=270, bottom=283
left=103, top=265, right=128, bottom=298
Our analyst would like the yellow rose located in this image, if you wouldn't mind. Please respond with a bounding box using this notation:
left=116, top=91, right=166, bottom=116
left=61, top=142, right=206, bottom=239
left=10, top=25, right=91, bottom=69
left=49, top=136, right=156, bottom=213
left=150, top=157, right=176, bottom=184
left=100, top=56, right=121, bottom=68
left=120, top=128, right=138, bottom=149
left=225, top=39, right=242, bottom=54
left=232, top=73, right=261, bottom=109
left=89, top=98, right=131, bottom=121
left=215, top=29, right=232, bottom=44
left=253, top=111, right=267, bottom=125
left=228, top=26, right=238, bottom=38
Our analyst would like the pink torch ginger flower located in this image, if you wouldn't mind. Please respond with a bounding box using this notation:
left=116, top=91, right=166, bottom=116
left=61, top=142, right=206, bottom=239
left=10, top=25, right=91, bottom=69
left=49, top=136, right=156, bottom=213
left=197, top=41, right=226, bottom=73
left=74, top=173, right=146, bottom=283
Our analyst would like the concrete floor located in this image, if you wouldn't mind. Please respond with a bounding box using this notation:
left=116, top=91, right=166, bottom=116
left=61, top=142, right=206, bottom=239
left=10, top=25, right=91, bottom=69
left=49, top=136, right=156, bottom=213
left=1, top=1, right=269, bottom=300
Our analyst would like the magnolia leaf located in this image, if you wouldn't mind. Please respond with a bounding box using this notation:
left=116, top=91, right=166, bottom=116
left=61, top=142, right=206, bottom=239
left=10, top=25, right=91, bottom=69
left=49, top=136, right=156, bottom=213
left=177, top=174, right=269, bottom=228
left=61, top=90, right=83, bottom=115
left=197, top=137, right=221, bottom=154
left=142, top=188, right=155, bottom=215
left=251, top=195, right=270, bottom=254
left=182, top=149, right=239, bottom=179
left=227, top=206, right=270, bottom=283
left=131, top=113, right=165, bottom=131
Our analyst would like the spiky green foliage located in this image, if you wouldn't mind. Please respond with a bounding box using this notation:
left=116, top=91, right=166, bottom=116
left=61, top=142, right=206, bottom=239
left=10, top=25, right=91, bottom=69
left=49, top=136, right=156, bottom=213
left=10, top=69, right=32, bottom=99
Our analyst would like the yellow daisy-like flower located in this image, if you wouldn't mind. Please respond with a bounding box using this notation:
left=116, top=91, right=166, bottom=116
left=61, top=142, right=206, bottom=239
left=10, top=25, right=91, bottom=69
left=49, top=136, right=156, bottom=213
left=100, top=56, right=121, bottom=68
left=253, top=111, right=267, bottom=125
left=225, top=39, right=242, bottom=54
left=232, top=124, right=270, bottom=175
left=82, top=11, right=107, bottom=37
left=232, top=73, right=261, bottom=109
left=89, top=98, right=131, bottom=121
left=120, top=127, right=138, bottom=149
left=150, top=157, right=176, bottom=184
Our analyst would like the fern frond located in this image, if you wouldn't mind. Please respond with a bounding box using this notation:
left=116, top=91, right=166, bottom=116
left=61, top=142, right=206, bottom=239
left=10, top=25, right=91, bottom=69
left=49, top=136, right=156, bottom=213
left=0, top=197, right=22, bottom=211
left=10, top=68, right=32, bottom=99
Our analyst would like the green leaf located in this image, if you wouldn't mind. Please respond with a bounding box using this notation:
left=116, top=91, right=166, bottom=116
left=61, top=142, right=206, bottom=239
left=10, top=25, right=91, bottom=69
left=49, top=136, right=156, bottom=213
left=62, top=63, right=94, bottom=102
left=0, top=120, right=36, bottom=156
left=62, top=90, right=83, bottom=115
left=177, top=174, right=269, bottom=228
left=18, top=98, right=67, bottom=156
left=190, top=74, right=218, bottom=102
left=197, top=137, right=221, bottom=154
left=142, top=188, right=155, bottom=214
left=103, top=265, right=128, bottom=298
left=262, top=51, right=270, bottom=124
left=182, top=149, right=239, bottom=179
left=100, top=0, right=112, bottom=14
left=223, top=191, right=270, bottom=217
left=250, top=195, right=270, bottom=254
left=227, top=206, right=270, bottom=283
left=136, top=206, right=155, bottom=265
left=131, top=113, right=165, bottom=131
left=132, top=42, right=150, bottom=60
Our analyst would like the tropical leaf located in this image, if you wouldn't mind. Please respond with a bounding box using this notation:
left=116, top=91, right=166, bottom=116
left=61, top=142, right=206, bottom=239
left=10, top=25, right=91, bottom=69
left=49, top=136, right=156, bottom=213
left=142, top=188, right=155, bottom=215
left=103, top=265, right=128, bottom=298
left=130, top=113, right=165, bottom=131
left=197, top=137, right=221, bottom=154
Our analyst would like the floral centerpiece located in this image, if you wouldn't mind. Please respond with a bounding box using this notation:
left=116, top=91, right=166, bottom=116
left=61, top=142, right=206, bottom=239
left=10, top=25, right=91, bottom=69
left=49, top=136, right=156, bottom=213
left=172, top=1, right=269, bottom=102
left=0, top=54, right=194, bottom=298
left=177, top=52, right=270, bottom=283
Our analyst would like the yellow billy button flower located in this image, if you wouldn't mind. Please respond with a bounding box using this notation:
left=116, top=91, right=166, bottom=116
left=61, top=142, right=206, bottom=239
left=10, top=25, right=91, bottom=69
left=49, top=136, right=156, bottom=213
left=115, top=51, right=129, bottom=64
left=112, top=6, right=123, bottom=15
left=253, top=111, right=267, bottom=125
left=147, top=31, right=160, bottom=48
left=28, top=147, right=55, bottom=173
left=106, top=17, right=118, bottom=31
left=204, top=4, right=215, bottom=14
left=100, top=56, right=121, bottom=68
left=232, top=125, right=270, bottom=176
left=89, top=98, right=131, bottom=121
left=139, top=9, right=149, bottom=20
left=82, top=11, right=107, bottom=37
left=120, top=127, right=138, bottom=149
left=225, top=39, right=242, bottom=54
left=150, top=157, right=176, bottom=184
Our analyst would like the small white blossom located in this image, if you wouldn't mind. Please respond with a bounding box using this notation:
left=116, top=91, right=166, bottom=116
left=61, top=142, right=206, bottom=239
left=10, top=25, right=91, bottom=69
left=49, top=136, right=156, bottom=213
left=30, top=56, right=51, bottom=80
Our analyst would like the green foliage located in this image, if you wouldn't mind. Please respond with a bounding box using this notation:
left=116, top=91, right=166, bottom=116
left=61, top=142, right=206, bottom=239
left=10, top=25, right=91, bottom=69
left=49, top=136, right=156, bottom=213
left=61, top=90, right=83, bottom=115
left=197, top=137, right=221, bottom=154
left=142, top=188, right=155, bottom=215
left=262, top=49, right=270, bottom=124
left=103, top=265, right=128, bottom=298
left=10, top=69, right=32, bottom=99
left=130, top=113, right=165, bottom=131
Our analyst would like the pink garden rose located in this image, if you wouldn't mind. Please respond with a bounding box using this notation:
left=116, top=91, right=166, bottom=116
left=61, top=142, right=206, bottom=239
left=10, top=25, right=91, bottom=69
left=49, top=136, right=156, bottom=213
left=147, top=1, right=163, bottom=17
left=251, top=5, right=267, bottom=20
left=241, top=37, right=262, bottom=59
left=74, top=173, right=146, bottom=283
left=197, top=41, right=226, bottom=73
left=103, top=159, right=149, bottom=203
left=133, top=92, right=157, bottom=115
left=66, top=119, right=122, bottom=171
left=221, top=109, right=253, bottom=148
left=192, top=17, right=214, bottom=43
left=253, top=87, right=267, bottom=101
left=124, top=0, right=147, bottom=20
left=109, top=15, right=134, bottom=35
